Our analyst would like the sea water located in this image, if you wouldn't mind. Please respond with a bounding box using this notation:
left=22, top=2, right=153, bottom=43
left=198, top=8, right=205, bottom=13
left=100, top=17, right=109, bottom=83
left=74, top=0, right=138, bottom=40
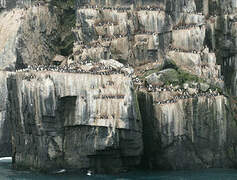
left=1, top=157, right=237, bottom=180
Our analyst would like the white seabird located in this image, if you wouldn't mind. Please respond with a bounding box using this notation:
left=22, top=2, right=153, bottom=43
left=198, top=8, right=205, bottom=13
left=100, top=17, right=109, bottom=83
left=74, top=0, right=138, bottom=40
left=87, top=170, right=92, bottom=176
left=54, top=169, right=66, bottom=174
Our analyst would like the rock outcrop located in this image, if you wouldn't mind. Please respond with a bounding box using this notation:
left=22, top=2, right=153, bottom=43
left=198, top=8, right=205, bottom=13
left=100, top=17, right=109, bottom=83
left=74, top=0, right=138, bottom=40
left=7, top=71, right=142, bottom=173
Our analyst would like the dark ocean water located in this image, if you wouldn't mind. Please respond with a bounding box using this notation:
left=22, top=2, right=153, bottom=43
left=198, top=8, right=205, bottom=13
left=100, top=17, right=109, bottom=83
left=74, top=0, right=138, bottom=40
left=1, top=158, right=237, bottom=180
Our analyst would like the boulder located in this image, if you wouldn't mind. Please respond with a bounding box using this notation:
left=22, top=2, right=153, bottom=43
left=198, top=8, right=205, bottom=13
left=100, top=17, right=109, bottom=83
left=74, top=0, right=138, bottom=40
left=145, top=73, right=164, bottom=86
left=121, top=67, right=134, bottom=76
left=183, top=83, right=189, bottom=89
left=157, top=68, right=179, bottom=84
left=188, top=81, right=199, bottom=89
left=53, top=55, right=66, bottom=63
left=187, top=87, right=198, bottom=95
left=146, top=68, right=179, bottom=86
left=99, top=59, right=124, bottom=70
left=199, top=83, right=210, bottom=92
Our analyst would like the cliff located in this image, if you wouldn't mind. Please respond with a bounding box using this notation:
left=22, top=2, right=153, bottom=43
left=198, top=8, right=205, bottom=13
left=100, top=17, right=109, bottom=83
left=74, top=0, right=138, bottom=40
left=0, top=0, right=237, bottom=174
left=0, top=71, right=11, bottom=157
left=7, top=71, right=142, bottom=173
left=139, top=91, right=237, bottom=169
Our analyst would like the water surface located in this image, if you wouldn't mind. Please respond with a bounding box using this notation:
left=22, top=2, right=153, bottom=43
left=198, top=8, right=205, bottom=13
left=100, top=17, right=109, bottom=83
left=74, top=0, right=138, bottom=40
left=1, top=158, right=237, bottom=180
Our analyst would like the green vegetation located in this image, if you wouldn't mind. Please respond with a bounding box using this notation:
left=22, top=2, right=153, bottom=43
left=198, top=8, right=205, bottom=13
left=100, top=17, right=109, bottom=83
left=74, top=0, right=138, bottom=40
left=177, top=69, right=204, bottom=85
left=50, top=0, right=76, bottom=10
left=49, top=0, right=76, bottom=56
left=133, top=92, right=142, bottom=122
left=142, top=68, right=162, bottom=79
left=59, top=33, right=75, bottom=56
left=142, top=67, right=206, bottom=87
left=163, top=58, right=178, bottom=70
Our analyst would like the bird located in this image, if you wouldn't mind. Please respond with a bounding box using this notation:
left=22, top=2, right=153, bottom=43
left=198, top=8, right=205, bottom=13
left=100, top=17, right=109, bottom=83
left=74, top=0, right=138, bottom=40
left=54, top=169, right=66, bottom=174
left=87, top=170, right=92, bottom=176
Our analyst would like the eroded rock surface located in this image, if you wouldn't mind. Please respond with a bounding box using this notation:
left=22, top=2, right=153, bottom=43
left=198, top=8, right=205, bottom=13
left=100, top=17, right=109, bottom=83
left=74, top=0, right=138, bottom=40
left=0, top=0, right=237, bottom=173
left=7, top=71, right=142, bottom=173
left=0, top=71, right=11, bottom=157
left=138, top=90, right=236, bottom=169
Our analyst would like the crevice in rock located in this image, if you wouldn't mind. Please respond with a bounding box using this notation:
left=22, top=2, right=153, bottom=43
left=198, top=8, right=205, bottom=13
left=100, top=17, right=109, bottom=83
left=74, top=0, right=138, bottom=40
left=137, top=91, right=159, bottom=170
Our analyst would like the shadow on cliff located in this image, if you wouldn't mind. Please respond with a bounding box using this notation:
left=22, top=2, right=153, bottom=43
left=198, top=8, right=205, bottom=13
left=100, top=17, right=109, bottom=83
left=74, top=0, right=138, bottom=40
left=137, top=91, right=172, bottom=170
left=0, top=113, right=11, bottom=157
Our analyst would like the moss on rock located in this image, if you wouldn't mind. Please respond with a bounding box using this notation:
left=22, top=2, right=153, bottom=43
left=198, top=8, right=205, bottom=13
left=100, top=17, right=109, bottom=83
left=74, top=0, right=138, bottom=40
left=50, top=0, right=76, bottom=56
left=177, top=69, right=204, bottom=84
left=144, top=67, right=208, bottom=87
left=158, top=68, right=179, bottom=84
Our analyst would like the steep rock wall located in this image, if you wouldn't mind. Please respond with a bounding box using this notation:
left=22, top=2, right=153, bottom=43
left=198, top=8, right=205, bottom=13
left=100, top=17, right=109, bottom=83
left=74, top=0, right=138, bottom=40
left=0, top=0, right=33, bottom=10
left=72, top=2, right=232, bottom=170
left=0, top=8, right=25, bottom=70
left=0, top=1, right=75, bottom=70
left=0, top=71, right=11, bottom=157
left=7, top=71, right=142, bottom=173
left=0, top=0, right=76, bottom=158
left=0, top=0, right=237, bottom=173
left=138, top=91, right=237, bottom=169
left=0, top=0, right=67, bottom=159
left=73, top=0, right=222, bottom=88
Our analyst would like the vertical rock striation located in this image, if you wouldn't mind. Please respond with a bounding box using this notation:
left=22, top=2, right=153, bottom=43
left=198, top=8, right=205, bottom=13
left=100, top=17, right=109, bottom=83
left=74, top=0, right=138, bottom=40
left=138, top=91, right=235, bottom=169
left=0, top=71, right=11, bottom=157
left=7, top=71, right=142, bottom=173
left=0, top=0, right=237, bottom=173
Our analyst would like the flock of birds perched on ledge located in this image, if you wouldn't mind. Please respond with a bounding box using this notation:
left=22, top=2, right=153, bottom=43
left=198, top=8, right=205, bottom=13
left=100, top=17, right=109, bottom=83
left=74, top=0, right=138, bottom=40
left=16, top=62, right=131, bottom=76
left=73, top=24, right=206, bottom=54
left=78, top=4, right=203, bottom=14
left=74, top=23, right=204, bottom=46
left=168, top=45, right=209, bottom=54
left=14, top=2, right=224, bottom=105
left=77, top=4, right=227, bottom=19
left=143, top=84, right=221, bottom=105
left=153, top=91, right=221, bottom=105
left=16, top=60, right=222, bottom=105
left=76, top=8, right=205, bottom=35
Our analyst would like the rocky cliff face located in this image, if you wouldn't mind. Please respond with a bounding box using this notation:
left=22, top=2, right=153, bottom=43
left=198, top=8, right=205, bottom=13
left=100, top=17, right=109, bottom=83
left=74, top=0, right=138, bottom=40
left=0, top=0, right=76, bottom=71
left=138, top=91, right=236, bottom=169
left=0, top=1, right=62, bottom=156
left=0, top=71, right=11, bottom=157
left=7, top=71, right=142, bottom=172
left=1, top=0, right=237, bottom=173
left=73, top=0, right=222, bottom=88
